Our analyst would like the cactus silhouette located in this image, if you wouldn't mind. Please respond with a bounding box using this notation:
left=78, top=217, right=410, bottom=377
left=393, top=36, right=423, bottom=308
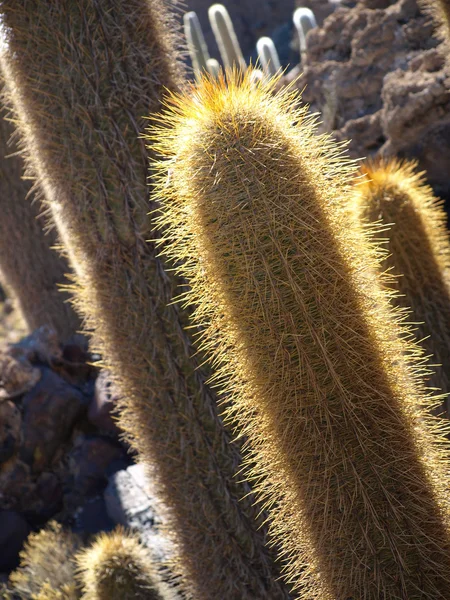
left=76, top=529, right=169, bottom=600
left=354, top=158, right=450, bottom=414
left=208, top=4, right=246, bottom=71
left=0, top=111, right=79, bottom=340
left=0, top=3, right=290, bottom=599
left=150, top=71, right=450, bottom=599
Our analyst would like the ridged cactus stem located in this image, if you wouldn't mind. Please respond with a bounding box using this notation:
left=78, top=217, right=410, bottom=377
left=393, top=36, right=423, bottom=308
left=208, top=4, right=246, bottom=72
left=293, top=8, right=317, bottom=60
left=0, top=3, right=290, bottom=599
left=150, top=72, right=450, bottom=599
left=256, top=37, right=281, bottom=77
left=183, top=11, right=210, bottom=80
left=354, top=158, right=450, bottom=414
left=0, top=110, right=80, bottom=340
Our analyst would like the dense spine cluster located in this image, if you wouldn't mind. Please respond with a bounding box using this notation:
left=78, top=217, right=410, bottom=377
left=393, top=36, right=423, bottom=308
left=150, top=71, right=450, bottom=599
left=0, top=3, right=290, bottom=599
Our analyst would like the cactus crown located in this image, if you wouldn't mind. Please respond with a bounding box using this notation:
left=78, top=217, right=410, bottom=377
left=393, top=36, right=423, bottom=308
left=148, top=70, right=450, bottom=597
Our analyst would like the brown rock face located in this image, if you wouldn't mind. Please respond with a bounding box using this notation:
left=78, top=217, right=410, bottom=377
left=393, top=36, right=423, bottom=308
left=299, top=0, right=450, bottom=199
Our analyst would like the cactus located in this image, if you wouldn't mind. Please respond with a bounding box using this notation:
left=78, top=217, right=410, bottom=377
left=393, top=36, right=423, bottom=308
left=183, top=12, right=210, bottom=80
left=0, top=110, right=80, bottom=340
left=293, top=8, right=317, bottom=60
left=150, top=71, right=450, bottom=598
left=353, top=158, right=450, bottom=414
left=76, top=529, right=169, bottom=600
left=0, top=3, right=291, bottom=599
left=418, top=0, right=450, bottom=51
left=206, top=57, right=220, bottom=78
left=256, top=37, right=281, bottom=77
left=208, top=4, right=246, bottom=71
left=8, top=522, right=81, bottom=599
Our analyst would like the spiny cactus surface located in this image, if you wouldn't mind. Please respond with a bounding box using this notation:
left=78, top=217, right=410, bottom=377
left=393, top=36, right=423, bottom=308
left=0, top=3, right=290, bottom=599
left=354, top=158, right=450, bottom=413
left=419, top=0, right=450, bottom=51
left=150, top=71, right=450, bottom=599
left=0, top=110, right=79, bottom=340
left=76, top=529, right=169, bottom=600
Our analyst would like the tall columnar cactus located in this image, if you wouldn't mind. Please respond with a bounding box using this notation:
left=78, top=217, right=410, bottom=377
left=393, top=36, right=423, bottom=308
left=208, top=4, right=246, bottom=71
left=150, top=71, right=450, bottom=598
left=76, top=529, right=169, bottom=600
left=256, top=37, right=281, bottom=77
left=353, top=158, right=450, bottom=414
left=183, top=11, right=210, bottom=80
left=0, top=111, right=80, bottom=340
left=0, top=3, right=290, bottom=599
left=293, top=8, right=317, bottom=60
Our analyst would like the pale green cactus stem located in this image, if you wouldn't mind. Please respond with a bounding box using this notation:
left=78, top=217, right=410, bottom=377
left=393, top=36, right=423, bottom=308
left=256, top=37, right=281, bottom=77
left=183, top=11, right=210, bottom=80
left=206, top=57, right=220, bottom=78
left=293, top=7, right=317, bottom=60
left=208, top=4, right=246, bottom=71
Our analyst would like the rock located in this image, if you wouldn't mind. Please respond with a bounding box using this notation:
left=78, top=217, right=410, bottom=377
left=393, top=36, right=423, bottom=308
left=0, top=401, right=21, bottom=465
left=298, top=0, right=450, bottom=198
left=0, top=457, right=34, bottom=510
left=11, top=325, right=62, bottom=365
left=73, top=496, right=115, bottom=535
left=65, top=435, right=125, bottom=509
left=21, top=368, right=88, bottom=472
left=88, top=371, right=120, bottom=434
left=104, top=464, right=170, bottom=562
left=0, top=510, right=30, bottom=571
left=0, top=350, right=41, bottom=400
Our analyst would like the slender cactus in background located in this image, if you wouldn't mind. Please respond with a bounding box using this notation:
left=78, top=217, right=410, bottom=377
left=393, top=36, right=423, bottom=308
left=0, top=111, right=80, bottom=340
left=150, top=71, right=450, bottom=599
left=206, top=57, right=220, bottom=77
left=8, top=521, right=81, bottom=599
left=418, top=0, right=450, bottom=52
left=0, top=2, right=291, bottom=599
left=76, top=529, right=170, bottom=600
left=183, top=11, right=210, bottom=80
left=293, top=8, right=317, bottom=60
left=249, top=68, right=265, bottom=84
left=208, top=4, right=246, bottom=71
left=354, top=158, right=450, bottom=414
left=256, top=37, right=281, bottom=77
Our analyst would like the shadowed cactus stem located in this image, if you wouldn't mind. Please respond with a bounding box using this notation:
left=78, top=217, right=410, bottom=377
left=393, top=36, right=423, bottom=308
left=0, top=3, right=290, bottom=599
left=76, top=528, right=170, bottom=600
left=150, top=70, right=450, bottom=599
left=0, top=111, right=80, bottom=340
left=354, top=158, right=450, bottom=414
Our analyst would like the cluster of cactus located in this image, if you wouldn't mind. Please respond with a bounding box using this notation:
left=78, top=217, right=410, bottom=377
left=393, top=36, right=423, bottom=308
left=3, top=523, right=170, bottom=600
left=1, top=0, right=450, bottom=599
left=183, top=3, right=318, bottom=81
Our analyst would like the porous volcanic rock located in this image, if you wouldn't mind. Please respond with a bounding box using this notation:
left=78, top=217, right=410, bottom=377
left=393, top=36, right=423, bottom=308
left=298, top=0, right=450, bottom=199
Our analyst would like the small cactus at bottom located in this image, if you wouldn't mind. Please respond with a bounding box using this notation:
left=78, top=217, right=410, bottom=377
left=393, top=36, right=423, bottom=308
left=76, top=529, right=171, bottom=600
left=8, top=522, right=82, bottom=599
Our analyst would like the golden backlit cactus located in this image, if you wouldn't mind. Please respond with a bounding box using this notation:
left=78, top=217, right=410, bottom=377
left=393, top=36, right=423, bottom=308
left=0, top=3, right=289, bottom=599
left=8, top=521, right=81, bottom=599
left=418, top=0, right=450, bottom=52
left=150, top=71, right=450, bottom=598
left=0, top=111, right=79, bottom=340
left=354, top=158, right=450, bottom=413
left=76, top=528, right=169, bottom=600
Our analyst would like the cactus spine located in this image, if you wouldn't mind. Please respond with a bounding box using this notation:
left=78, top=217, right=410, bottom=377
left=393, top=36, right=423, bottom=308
left=208, top=4, right=246, bottom=71
left=0, top=3, right=290, bottom=599
left=293, top=8, right=317, bottom=60
left=150, top=71, right=450, bottom=599
left=183, top=12, right=210, bottom=80
left=354, top=158, right=450, bottom=413
left=256, top=37, right=281, bottom=77
left=76, top=529, right=169, bottom=600
left=0, top=111, right=80, bottom=340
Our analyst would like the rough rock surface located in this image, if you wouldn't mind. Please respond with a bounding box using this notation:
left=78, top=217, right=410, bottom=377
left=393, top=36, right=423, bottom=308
left=298, top=0, right=450, bottom=200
